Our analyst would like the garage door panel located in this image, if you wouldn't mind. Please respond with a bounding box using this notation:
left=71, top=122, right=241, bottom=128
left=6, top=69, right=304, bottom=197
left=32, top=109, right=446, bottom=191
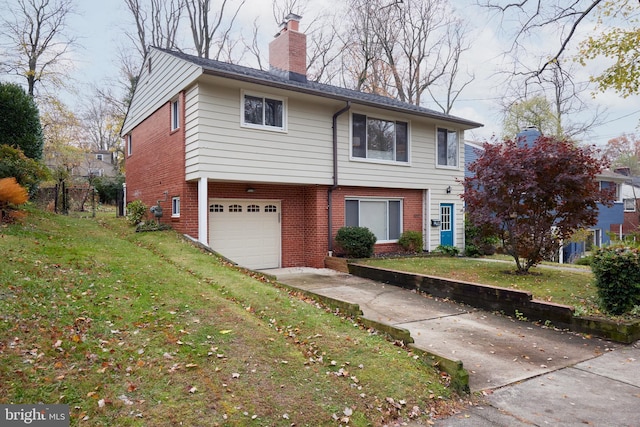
left=209, top=199, right=281, bottom=270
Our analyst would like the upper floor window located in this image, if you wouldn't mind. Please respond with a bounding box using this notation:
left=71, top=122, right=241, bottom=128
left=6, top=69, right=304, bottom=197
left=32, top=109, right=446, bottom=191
left=600, top=181, right=620, bottom=201
left=96, top=153, right=104, bottom=161
left=352, top=113, right=408, bottom=163
left=242, top=91, right=286, bottom=131
left=437, top=128, right=458, bottom=167
left=624, top=198, right=636, bottom=212
left=171, top=98, right=180, bottom=131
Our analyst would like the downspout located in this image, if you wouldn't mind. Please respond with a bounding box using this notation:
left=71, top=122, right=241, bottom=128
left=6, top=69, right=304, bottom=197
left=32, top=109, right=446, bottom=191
left=328, top=101, right=351, bottom=255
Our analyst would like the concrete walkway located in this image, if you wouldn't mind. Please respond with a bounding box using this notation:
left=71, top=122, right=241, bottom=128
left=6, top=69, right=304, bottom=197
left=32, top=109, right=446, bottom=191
left=268, top=268, right=640, bottom=427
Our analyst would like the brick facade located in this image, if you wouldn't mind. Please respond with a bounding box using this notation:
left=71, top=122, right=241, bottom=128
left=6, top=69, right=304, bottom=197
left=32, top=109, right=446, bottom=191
left=204, top=184, right=423, bottom=268
left=126, top=121, right=425, bottom=268
left=124, top=92, right=195, bottom=236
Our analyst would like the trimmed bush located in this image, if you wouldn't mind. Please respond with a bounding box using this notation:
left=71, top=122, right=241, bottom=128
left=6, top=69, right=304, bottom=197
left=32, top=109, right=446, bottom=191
left=398, top=230, right=423, bottom=253
left=126, top=200, right=147, bottom=225
left=591, top=245, right=640, bottom=315
left=464, top=218, right=498, bottom=257
left=335, top=226, right=377, bottom=259
left=435, top=244, right=459, bottom=257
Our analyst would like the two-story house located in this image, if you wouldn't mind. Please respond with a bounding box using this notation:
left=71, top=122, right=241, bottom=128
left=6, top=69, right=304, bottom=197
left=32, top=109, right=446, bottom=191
left=121, top=14, right=482, bottom=270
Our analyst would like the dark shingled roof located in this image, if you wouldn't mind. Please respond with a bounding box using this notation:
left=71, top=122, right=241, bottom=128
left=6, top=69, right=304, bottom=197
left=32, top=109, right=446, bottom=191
left=154, top=47, right=483, bottom=129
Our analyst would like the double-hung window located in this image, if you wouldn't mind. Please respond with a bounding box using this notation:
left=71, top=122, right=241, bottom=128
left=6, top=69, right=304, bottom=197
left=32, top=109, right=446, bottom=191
left=171, top=99, right=180, bottom=131
left=437, top=128, right=458, bottom=167
left=242, top=91, right=286, bottom=131
left=351, top=114, right=408, bottom=162
left=624, top=198, right=636, bottom=212
left=600, top=181, right=620, bottom=200
left=345, top=198, right=402, bottom=242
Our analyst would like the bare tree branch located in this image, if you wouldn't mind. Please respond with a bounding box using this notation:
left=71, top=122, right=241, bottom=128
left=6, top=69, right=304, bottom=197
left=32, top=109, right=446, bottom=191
left=0, top=0, right=77, bottom=97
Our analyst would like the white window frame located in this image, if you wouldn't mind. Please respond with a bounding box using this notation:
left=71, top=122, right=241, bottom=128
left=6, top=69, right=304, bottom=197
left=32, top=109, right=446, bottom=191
left=171, top=98, right=180, bottom=131
left=624, top=198, right=636, bottom=212
left=350, top=113, right=410, bottom=164
left=172, top=196, right=180, bottom=218
left=127, top=134, right=132, bottom=156
left=96, top=153, right=104, bottom=161
left=344, top=198, right=403, bottom=243
left=436, top=127, right=459, bottom=168
left=600, top=181, right=621, bottom=201
left=240, top=90, right=287, bottom=132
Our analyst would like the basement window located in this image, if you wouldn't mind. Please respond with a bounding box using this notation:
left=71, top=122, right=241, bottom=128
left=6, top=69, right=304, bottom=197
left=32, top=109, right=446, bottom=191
left=172, top=197, right=180, bottom=217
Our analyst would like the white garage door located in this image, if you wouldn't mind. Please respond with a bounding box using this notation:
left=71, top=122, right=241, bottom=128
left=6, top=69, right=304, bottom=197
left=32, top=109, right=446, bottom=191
left=209, top=199, right=281, bottom=270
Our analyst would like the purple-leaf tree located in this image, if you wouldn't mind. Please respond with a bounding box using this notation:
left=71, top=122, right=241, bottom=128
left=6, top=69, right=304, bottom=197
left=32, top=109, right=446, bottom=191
left=463, top=136, right=614, bottom=274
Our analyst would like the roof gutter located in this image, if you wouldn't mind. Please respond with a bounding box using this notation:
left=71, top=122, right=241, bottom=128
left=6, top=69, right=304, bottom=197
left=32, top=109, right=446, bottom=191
left=328, top=101, right=351, bottom=255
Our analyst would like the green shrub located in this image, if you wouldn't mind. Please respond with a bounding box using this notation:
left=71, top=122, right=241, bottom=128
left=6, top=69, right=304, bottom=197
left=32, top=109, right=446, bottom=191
left=335, top=226, right=377, bottom=259
left=464, top=243, right=481, bottom=257
left=0, top=144, right=49, bottom=194
left=94, top=175, right=124, bottom=204
left=398, top=230, right=423, bottom=253
left=136, top=220, right=172, bottom=233
left=126, top=200, right=147, bottom=225
left=574, top=255, right=593, bottom=266
left=435, top=244, right=459, bottom=257
left=464, top=218, right=498, bottom=256
left=591, top=245, right=640, bottom=315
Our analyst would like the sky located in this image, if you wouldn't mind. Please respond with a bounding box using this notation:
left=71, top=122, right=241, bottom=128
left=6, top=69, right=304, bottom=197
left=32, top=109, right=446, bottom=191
left=29, top=0, right=640, bottom=146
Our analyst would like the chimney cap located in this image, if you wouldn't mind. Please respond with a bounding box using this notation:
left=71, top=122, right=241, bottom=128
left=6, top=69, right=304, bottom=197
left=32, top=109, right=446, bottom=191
left=284, top=13, right=302, bottom=22
left=278, top=13, right=302, bottom=31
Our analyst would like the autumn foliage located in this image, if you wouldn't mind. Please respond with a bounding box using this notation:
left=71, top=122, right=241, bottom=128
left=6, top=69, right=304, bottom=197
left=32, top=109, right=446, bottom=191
left=0, top=177, right=29, bottom=224
left=463, top=136, right=613, bottom=273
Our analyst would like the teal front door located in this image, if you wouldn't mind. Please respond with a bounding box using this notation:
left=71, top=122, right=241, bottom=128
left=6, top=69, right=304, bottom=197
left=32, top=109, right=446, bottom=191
left=440, top=203, right=454, bottom=246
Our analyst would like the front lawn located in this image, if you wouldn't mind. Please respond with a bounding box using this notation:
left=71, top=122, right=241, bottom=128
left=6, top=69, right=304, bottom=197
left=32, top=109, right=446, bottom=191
left=361, top=256, right=601, bottom=315
left=0, top=208, right=460, bottom=426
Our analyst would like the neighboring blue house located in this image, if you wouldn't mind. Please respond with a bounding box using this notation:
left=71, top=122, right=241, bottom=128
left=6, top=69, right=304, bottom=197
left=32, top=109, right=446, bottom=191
left=464, top=133, right=626, bottom=263
left=464, top=140, right=485, bottom=179
left=563, top=170, right=627, bottom=262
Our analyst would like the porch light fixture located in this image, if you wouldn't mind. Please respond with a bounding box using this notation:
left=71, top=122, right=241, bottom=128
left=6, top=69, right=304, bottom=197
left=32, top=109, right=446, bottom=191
left=246, top=187, right=255, bottom=193
left=446, top=186, right=451, bottom=194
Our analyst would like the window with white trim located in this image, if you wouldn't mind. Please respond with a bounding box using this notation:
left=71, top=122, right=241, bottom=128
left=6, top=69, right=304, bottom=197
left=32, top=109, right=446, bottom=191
left=351, top=113, right=408, bottom=162
left=600, top=181, right=620, bottom=200
left=171, top=98, right=180, bottom=131
left=345, top=198, right=402, bottom=242
left=241, top=91, right=286, bottom=131
left=437, top=128, right=458, bottom=167
left=127, top=134, right=132, bottom=156
left=624, top=198, right=636, bottom=212
left=96, top=153, right=104, bottom=161
left=172, top=197, right=180, bottom=217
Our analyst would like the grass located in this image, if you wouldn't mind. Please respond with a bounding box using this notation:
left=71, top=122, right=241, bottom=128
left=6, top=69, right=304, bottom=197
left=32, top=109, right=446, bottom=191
left=0, top=207, right=461, bottom=426
left=361, top=256, right=603, bottom=315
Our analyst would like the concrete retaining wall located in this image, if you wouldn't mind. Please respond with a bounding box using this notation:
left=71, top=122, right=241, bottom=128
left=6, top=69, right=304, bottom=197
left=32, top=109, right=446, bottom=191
left=348, top=263, right=640, bottom=344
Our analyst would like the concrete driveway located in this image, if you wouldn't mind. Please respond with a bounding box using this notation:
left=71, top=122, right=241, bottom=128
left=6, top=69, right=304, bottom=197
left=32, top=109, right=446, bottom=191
left=269, top=268, right=640, bottom=426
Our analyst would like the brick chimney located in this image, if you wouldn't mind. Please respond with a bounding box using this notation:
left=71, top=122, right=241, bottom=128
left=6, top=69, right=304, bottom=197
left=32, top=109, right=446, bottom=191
left=269, top=13, right=306, bottom=82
